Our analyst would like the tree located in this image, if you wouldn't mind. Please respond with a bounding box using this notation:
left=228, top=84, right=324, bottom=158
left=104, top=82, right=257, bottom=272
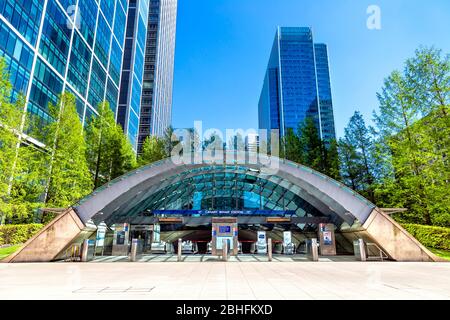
left=0, top=59, right=28, bottom=223
left=298, top=117, right=329, bottom=173
left=85, top=101, right=119, bottom=188
left=109, top=124, right=137, bottom=179
left=138, top=136, right=167, bottom=166
left=341, top=111, right=377, bottom=202
left=279, top=118, right=339, bottom=179
left=338, top=137, right=362, bottom=190
left=43, top=93, right=93, bottom=208
left=85, top=102, right=138, bottom=188
left=324, top=139, right=340, bottom=181
left=281, top=127, right=303, bottom=163
left=373, top=47, right=450, bottom=226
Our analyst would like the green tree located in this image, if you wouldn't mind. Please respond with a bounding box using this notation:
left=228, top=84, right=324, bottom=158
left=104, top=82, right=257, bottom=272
left=281, top=127, right=303, bottom=163
left=338, top=137, right=362, bottom=190
left=85, top=102, right=138, bottom=188
left=85, top=102, right=118, bottom=188
left=341, top=111, right=377, bottom=202
left=0, top=59, right=27, bottom=223
left=43, top=93, right=93, bottom=208
left=138, top=136, right=167, bottom=166
left=324, top=139, right=340, bottom=180
left=373, top=47, right=450, bottom=226
left=109, top=124, right=137, bottom=179
left=298, top=117, right=323, bottom=170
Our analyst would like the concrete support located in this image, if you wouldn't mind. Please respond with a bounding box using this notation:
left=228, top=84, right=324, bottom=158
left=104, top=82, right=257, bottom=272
left=268, top=238, right=273, bottom=261
left=130, top=239, right=138, bottom=262
left=177, top=238, right=182, bottom=262
left=342, top=208, right=443, bottom=262
left=354, top=239, right=367, bottom=262
left=4, top=208, right=86, bottom=263
left=81, top=239, right=90, bottom=262
left=310, top=238, right=319, bottom=262
left=222, top=239, right=228, bottom=262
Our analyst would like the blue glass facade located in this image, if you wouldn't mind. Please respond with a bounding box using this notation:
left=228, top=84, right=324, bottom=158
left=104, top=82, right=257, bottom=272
left=259, top=27, right=336, bottom=143
left=117, top=0, right=149, bottom=151
left=0, top=0, right=128, bottom=133
left=138, top=0, right=177, bottom=153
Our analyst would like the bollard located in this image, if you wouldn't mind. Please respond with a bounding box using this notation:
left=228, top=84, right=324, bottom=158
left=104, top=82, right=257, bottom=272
left=268, top=238, right=273, bottom=261
left=130, top=239, right=138, bottom=262
left=311, top=238, right=319, bottom=262
left=358, top=239, right=367, bottom=262
left=81, top=239, right=90, bottom=262
left=222, top=239, right=228, bottom=262
left=177, top=238, right=182, bottom=262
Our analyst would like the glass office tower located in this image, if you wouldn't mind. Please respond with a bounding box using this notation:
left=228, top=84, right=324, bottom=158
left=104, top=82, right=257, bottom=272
left=0, top=0, right=128, bottom=134
left=258, top=27, right=336, bottom=143
left=138, top=0, right=177, bottom=154
left=117, top=0, right=149, bottom=151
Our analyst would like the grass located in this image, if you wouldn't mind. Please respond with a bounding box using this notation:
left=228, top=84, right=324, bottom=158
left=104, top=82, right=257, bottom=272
left=429, top=248, right=450, bottom=261
left=0, top=245, right=22, bottom=261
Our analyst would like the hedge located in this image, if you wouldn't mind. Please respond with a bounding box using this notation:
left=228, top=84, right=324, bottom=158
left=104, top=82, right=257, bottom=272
left=402, top=224, right=450, bottom=251
left=0, top=224, right=44, bottom=246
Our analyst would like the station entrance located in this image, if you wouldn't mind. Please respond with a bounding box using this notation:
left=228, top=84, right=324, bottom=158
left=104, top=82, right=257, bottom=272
left=84, top=210, right=354, bottom=262
left=6, top=155, right=438, bottom=263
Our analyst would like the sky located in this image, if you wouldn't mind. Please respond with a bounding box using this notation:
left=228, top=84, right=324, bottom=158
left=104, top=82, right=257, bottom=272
left=171, top=0, right=450, bottom=138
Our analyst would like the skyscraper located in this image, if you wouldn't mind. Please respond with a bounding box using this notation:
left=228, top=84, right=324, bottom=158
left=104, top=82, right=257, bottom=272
left=258, top=27, right=336, bottom=143
left=138, top=0, right=177, bottom=153
left=117, top=0, right=149, bottom=151
left=0, top=0, right=128, bottom=135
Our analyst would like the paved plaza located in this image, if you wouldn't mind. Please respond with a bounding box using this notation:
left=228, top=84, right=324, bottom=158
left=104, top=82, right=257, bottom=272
left=0, top=261, right=449, bottom=300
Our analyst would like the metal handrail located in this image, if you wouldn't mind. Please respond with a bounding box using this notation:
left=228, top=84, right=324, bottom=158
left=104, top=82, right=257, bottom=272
left=65, top=244, right=81, bottom=262
left=366, top=243, right=389, bottom=261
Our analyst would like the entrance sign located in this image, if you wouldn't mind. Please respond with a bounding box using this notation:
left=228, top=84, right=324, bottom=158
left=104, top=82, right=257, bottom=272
left=318, top=223, right=336, bottom=256
left=152, top=210, right=296, bottom=217
left=211, top=217, right=238, bottom=256
left=257, top=231, right=267, bottom=254
left=323, top=231, right=332, bottom=245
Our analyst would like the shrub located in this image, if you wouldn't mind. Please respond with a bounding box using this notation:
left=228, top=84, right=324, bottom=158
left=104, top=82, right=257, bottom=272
left=0, top=224, right=43, bottom=246
left=402, top=224, right=450, bottom=251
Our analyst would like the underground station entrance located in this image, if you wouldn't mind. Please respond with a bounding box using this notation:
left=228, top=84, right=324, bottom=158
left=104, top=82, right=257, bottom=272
left=5, top=156, right=439, bottom=262
left=84, top=210, right=357, bottom=263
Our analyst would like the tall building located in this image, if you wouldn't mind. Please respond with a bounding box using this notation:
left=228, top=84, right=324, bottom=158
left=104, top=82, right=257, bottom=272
left=117, top=0, right=149, bottom=151
left=138, top=0, right=177, bottom=153
left=0, top=0, right=128, bottom=134
left=258, top=27, right=336, bottom=143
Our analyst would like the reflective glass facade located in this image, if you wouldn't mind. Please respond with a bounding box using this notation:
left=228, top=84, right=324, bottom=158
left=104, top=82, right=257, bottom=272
left=138, top=0, right=177, bottom=153
left=259, top=27, right=336, bottom=143
left=117, top=0, right=149, bottom=151
left=0, top=0, right=128, bottom=133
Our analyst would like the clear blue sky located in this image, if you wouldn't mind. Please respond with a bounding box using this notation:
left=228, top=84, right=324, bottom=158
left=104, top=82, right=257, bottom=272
left=171, top=0, right=450, bottom=138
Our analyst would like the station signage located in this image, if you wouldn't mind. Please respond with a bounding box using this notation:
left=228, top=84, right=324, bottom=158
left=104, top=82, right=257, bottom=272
left=152, top=210, right=296, bottom=217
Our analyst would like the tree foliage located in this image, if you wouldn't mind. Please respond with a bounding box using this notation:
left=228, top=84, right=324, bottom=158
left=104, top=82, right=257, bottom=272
left=43, top=93, right=93, bottom=208
left=138, top=135, right=167, bottom=166
left=371, top=47, right=449, bottom=226
left=0, top=59, right=46, bottom=223
left=280, top=117, right=340, bottom=180
left=338, top=112, right=377, bottom=202
left=85, top=102, right=137, bottom=188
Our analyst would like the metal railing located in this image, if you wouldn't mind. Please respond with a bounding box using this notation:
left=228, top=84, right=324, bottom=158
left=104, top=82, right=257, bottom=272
left=64, top=244, right=81, bottom=262
left=366, top=243, right=389, bottom=261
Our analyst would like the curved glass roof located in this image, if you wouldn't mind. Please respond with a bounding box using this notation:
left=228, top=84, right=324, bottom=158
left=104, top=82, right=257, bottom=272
left=74, top=153, right=376, bottom=229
